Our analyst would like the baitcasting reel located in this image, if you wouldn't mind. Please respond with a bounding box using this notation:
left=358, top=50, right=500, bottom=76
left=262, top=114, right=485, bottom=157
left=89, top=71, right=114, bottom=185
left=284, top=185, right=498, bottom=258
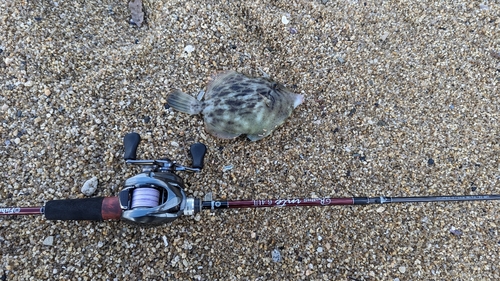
left=118, top=133, right=206, bottom=225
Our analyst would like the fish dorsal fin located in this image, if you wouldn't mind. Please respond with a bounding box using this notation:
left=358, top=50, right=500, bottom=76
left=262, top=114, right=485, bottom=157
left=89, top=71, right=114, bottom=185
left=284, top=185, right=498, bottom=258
left=205, top=70, right=238, bottom=99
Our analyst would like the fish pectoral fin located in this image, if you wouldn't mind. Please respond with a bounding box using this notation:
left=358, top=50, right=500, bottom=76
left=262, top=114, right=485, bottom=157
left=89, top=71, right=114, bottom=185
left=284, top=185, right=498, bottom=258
left=258, top=93, right=272, bottom=107
left=205, top=121, right=240, bottom=139
left=246, top=133, right=268, bottom=141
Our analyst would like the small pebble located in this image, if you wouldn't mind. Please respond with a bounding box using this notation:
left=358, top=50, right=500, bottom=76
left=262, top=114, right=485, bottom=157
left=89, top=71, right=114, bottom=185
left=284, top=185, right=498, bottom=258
left=81, top=176, right=98, bottom=196
left=271, top=249, right=282, bottom=262
left=281, top=15, right=289, bottom=25
left=398, top=266, right=406, bottom=273
left=450, top=227, right=463, bottom=236
left=162, top=235, right=169, bottom=247
left=184, top=45, right=195, bottom=53
left=428, top=158, right=435, bottom=165
left=170, top=141, right=179, bottom=147
left=376, top=206, right=386, bottom=213
left=222, top=164, right=233, bottom=172
left=317, top=247, right=323, bottom=253
left=381, top=31, right=390, bottom=41
left=43, top=236, right=54, bottom=246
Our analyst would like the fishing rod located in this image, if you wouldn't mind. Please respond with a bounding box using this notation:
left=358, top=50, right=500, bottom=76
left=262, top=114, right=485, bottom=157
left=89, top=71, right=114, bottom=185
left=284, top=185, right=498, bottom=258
left=1, top=133, right=499, bottom=226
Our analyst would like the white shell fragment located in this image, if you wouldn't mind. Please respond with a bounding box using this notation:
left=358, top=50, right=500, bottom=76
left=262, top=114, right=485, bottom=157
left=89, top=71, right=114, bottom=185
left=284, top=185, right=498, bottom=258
left=281, top=15, right=289, bottom=25
left=81, top=176, right=98, bottom=196
left=184, top=45, right=195, bottom=53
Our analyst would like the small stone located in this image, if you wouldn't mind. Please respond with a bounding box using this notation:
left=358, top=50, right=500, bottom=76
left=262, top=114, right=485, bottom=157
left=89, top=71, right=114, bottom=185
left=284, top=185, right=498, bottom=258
left=398, top=266, right=406, bottom=273
left=81, top=176, right=98, bottom=196
left=43, top=236, right=54, bottom=246
left=428, top=158, right=435, bottom=165
left=129, top=0, right=144, bottom=27
left=317, top=247, right=323, bottom=253
left=222, top=164, right=233, bottom=172
left=170, top=141, right=179, bottom=147
left=450, top=227, right=463, bottom=236
left=381, top=31, right=390, bottom=41
left=1, top=104, right=8, bottom=112
left=376, top=206, right=385, bottom=213
left=184, top=45, right=195, bottom=53
left=162, top=235, right=169, bottom=247
left=281, top=15, right=289, bottom=25
left=271, top=249, right=282, bottom=262
left=377, top=120, right=388, bottom=126
left=13, top=138, right=20, bottom=145
left=44, top=88, right=51, bottom=96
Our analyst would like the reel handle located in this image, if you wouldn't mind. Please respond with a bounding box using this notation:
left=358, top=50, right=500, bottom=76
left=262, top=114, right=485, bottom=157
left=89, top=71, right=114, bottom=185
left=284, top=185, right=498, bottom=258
left=124, top=133, right=141, bottom=160
left=190, top=143, right=207, bottom=169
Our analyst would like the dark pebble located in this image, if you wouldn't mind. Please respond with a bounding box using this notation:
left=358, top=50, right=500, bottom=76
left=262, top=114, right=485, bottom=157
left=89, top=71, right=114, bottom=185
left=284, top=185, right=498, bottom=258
left=143, top=116, right=151, bottom=123
left=164, top=103, right=170, bottom=109
left=34, top=17, right=42, bottom=21
left=471, top=185, right=477, bottom=192
left=348, top=108, right=356, bottom=116
left=428, top=158, right=435, bottom=165
left=333, top=127, right=339, bottom=133
left=377, top=120, right=387, bottom=126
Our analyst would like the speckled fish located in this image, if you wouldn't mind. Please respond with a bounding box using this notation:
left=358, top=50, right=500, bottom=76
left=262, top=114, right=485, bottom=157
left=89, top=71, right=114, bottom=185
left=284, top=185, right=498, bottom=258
left=167, top=71, right=304, bottom=141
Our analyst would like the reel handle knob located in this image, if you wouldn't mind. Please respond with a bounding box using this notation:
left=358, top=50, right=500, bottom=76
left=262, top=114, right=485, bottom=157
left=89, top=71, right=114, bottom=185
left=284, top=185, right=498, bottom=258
left=124, top=133, right=141, bottom=160
left=190, top=143, right=207, bottom=169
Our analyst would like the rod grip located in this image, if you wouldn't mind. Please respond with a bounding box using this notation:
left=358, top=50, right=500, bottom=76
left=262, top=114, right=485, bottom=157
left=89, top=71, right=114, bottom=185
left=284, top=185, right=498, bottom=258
left=44, top=197, right=122, bottom=221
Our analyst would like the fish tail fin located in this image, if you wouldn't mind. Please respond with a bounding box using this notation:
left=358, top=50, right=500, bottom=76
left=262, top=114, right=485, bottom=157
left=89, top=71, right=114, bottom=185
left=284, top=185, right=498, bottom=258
left=167, top=90, right=201, bottom=115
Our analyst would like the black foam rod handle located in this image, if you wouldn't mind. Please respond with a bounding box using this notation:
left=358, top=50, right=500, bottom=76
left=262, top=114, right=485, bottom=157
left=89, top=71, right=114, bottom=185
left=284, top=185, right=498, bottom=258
left=44, top=197, right=122, bottom=221
left=124, top=133, right=141, bottom=160
left=190, top=143, right=207, bottom=169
